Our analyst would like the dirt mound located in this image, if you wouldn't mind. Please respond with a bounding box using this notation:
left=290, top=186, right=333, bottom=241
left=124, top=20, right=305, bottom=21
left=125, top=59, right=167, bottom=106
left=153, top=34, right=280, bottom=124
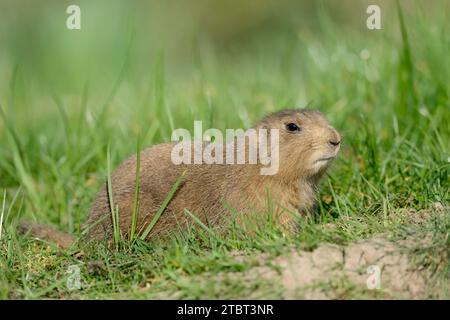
left=253, top=236, right=431, bottom=299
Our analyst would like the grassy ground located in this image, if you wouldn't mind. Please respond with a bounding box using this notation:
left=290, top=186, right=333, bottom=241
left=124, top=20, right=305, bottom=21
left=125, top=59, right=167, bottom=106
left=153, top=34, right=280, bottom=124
left=0, top=1, right=449, bottom=299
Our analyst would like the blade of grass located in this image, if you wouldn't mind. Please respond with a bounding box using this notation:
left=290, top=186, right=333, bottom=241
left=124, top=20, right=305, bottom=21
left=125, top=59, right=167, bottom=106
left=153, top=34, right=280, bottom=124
left=139, top=170, right=186, bottom=240
left=183, top=209, right=221, bottom=243
left=9, top=133, right=40, bottom=209
left=96, top=29, right=134, bottom=126
left=106, top=144, right=120, bottom=249
left=4, top=186, right=21, bottom=223
left=396, top=0, right=418, bottom=114
left=0, top=189, right=6, bottom=241
left=130, top=134, right=141, bottom=242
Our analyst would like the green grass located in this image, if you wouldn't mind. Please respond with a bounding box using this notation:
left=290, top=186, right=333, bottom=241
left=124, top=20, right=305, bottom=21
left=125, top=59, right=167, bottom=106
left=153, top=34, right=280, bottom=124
left=0, top=1, right=449, bottom=299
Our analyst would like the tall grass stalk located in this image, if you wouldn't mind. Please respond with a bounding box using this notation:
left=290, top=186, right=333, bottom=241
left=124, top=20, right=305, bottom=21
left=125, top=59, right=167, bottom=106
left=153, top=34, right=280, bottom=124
left=129, top=135, right=141, bottom=242
left=107, top=144, right=121, bottom=249
left=0, top=190, right=6, bottom=241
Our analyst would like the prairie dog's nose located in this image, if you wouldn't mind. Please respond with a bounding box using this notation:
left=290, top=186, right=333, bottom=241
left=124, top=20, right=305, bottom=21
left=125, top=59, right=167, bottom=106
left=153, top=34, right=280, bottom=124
left=328, top=127, right=341, bottom=147
left=329, top=139, right=340, bottom=146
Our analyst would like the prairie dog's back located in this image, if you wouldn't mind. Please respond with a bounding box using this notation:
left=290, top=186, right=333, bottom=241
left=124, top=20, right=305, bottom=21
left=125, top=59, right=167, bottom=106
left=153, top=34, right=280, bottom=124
left=85, top=142, right=248, bottom=241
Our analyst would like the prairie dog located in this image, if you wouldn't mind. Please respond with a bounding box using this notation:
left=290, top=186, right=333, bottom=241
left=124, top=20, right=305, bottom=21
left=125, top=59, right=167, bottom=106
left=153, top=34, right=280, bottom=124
left=21, top=109, right=341, bottom=248
left=86, top=109, right=341, bottom=242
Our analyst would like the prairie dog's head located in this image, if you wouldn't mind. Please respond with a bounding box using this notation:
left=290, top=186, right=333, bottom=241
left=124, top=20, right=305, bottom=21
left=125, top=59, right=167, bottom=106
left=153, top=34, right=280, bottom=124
left=255, top=109, right=341, bottom=179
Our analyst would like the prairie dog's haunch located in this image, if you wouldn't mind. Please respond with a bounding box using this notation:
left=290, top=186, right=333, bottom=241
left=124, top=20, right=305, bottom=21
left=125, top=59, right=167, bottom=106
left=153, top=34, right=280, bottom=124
left=86, top=109, right=341, bottom=242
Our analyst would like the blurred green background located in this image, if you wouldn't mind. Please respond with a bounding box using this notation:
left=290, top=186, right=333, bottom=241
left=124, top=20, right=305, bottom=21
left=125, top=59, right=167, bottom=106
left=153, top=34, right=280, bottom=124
left=0, top=1, right=446, bottom=112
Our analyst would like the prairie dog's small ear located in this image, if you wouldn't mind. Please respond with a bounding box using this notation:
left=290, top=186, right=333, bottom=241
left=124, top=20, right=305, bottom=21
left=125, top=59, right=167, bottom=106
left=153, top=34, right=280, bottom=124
left=258, top=123, right=268, bottom=130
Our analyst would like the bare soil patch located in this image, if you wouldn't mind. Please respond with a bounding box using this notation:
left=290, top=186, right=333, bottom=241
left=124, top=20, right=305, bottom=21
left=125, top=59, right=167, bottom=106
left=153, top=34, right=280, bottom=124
left=252, top=236, right=435, bottom=299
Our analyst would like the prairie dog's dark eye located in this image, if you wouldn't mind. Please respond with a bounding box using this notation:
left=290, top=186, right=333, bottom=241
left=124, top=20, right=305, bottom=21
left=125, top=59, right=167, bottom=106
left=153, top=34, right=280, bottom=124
left=286, top=123, right=301, bottom=132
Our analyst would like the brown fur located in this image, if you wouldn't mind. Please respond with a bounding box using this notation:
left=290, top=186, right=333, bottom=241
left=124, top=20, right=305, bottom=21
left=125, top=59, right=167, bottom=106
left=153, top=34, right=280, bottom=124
left=21, top=109, right=341, bottom=247
left=18, top=221, right=75, bottom=249
left=85, top=108, right=341, bottom=242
